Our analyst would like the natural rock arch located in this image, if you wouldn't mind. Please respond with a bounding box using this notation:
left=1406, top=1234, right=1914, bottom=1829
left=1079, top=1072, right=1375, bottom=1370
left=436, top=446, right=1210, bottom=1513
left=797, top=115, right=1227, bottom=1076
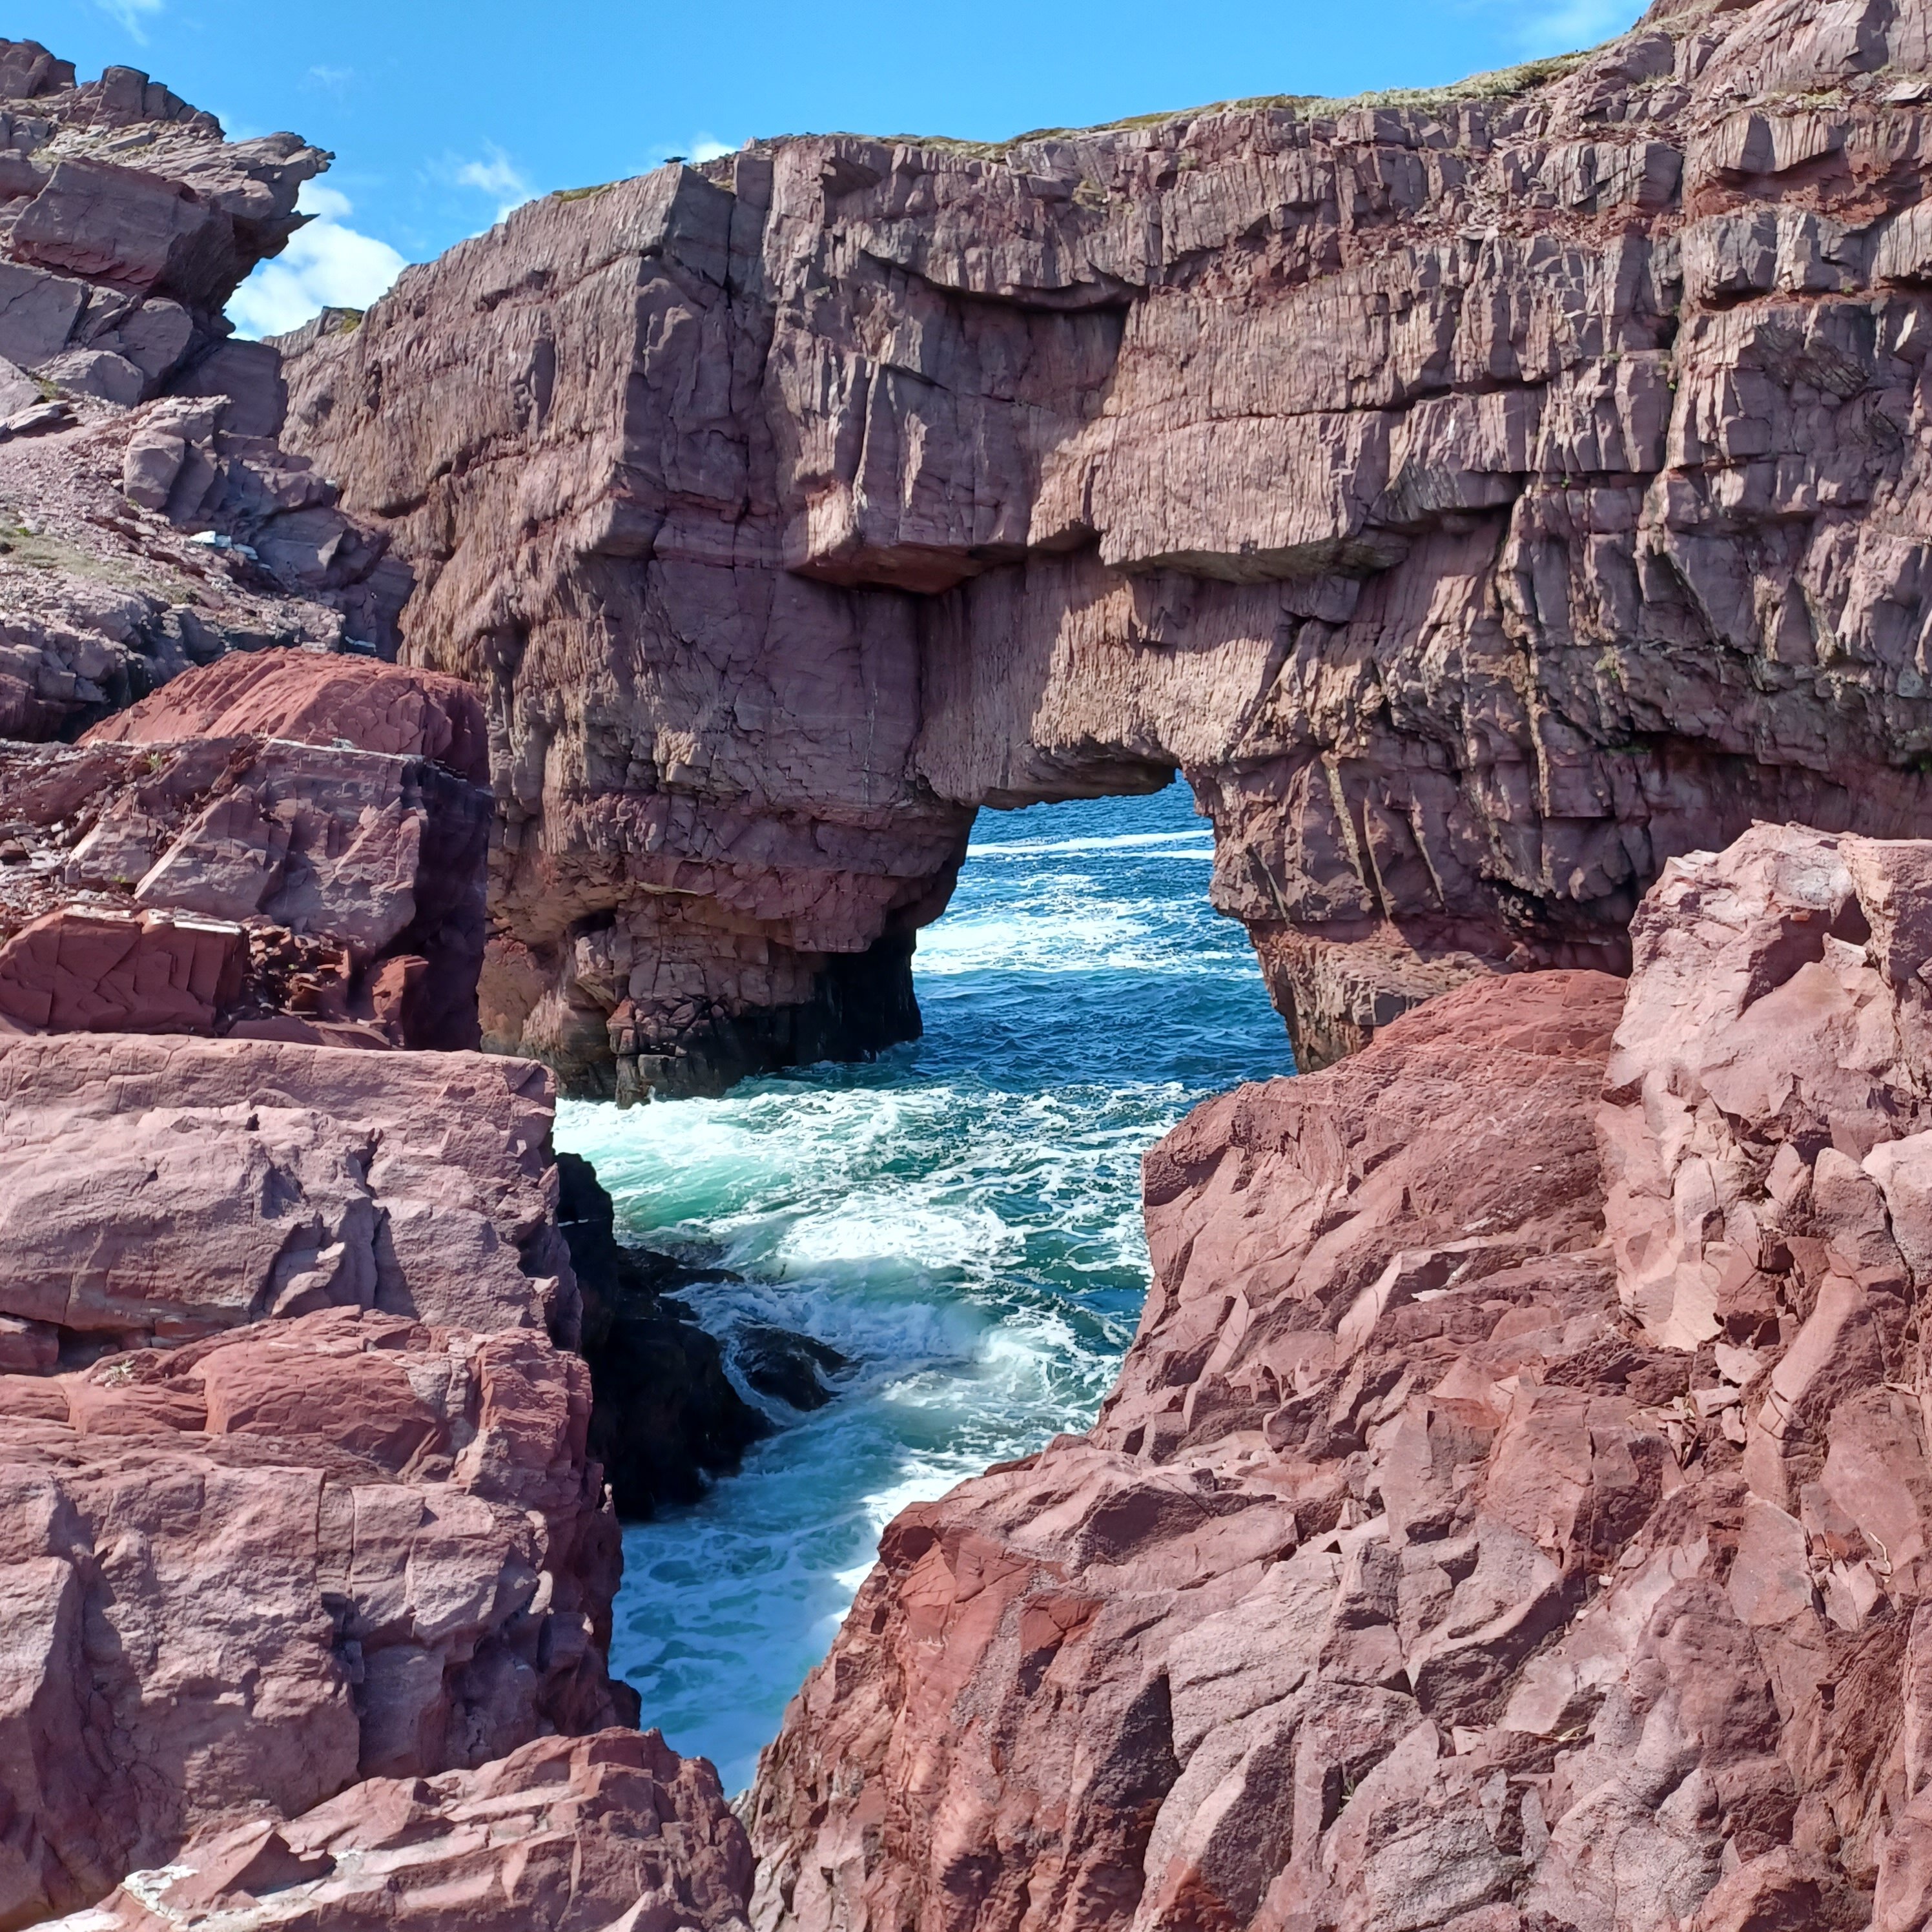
left=282, top=0, right=1932, bottom=1094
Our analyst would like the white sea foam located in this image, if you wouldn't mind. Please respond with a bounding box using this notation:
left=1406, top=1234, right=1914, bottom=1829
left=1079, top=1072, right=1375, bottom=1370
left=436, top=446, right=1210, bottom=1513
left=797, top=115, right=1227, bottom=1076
left=965, top=827, right=1217, bottom=858
left=560, top=782, right=1292, bottom=1793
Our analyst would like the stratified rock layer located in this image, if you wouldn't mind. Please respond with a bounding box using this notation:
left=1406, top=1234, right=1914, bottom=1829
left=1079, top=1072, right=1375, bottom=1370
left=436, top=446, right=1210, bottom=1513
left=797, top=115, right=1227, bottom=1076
left=745, top=823, right=1932, bottom=1931
left=0, top=39, right=315, bottom=399
left=0, top=1034, right=578, bottom=1348
left=285, top=0, right=1932, bottom=1092
left=0, top=37, right=413, bottom=739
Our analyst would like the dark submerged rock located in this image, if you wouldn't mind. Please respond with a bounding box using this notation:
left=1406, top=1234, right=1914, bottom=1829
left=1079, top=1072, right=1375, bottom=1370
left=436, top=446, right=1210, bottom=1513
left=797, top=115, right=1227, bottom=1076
left=556, top=1149, right=770, bottom=1516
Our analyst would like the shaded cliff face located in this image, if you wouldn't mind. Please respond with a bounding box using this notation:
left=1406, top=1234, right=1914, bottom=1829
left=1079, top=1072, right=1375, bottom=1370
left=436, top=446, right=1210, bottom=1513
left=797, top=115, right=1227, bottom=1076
left=283, top=0, right=1932, bottom=1092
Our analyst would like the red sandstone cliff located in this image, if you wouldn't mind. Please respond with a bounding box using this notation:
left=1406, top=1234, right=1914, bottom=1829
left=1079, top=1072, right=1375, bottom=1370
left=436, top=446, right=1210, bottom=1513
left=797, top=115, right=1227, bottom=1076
left=746, top=823, right=1932, bottom=1931
left=0, top=656, right=752, bottom=1920
left=283, top=0, right=1932, bottom=1094
left=19, top=7, right=1932, bottom=1931
left=0, top=50, right=774, bottom=1888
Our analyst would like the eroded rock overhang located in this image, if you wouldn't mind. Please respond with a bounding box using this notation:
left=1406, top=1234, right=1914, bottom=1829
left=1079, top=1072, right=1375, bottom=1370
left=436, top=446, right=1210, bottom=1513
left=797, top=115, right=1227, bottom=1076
left=281, top=0, right=1932, bottom=1090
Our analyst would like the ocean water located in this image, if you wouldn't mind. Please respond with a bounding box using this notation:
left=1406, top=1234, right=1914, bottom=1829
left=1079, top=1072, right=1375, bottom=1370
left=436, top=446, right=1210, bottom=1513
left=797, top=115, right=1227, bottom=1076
left=554, top=780, right=1292, bottom=1791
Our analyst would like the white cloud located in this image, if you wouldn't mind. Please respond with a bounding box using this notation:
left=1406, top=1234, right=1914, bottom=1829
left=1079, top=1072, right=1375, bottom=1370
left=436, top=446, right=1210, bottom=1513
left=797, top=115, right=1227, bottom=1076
left=95, top=0, right=162, bottom=41
left=226, top=180, right=407, bottom=339
left=297, top=181, right=355, bottom=222
left=1499, top=0, right=1643, bottom=55
left=655, top=132, right=741, bottom=166
left=448, top=143, right=535, bottom=221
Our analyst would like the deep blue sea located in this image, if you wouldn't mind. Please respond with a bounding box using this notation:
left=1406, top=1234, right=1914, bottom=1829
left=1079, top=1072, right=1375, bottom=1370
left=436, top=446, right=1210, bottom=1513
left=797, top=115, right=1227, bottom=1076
left=554, top=781, right=1291, bottom=1791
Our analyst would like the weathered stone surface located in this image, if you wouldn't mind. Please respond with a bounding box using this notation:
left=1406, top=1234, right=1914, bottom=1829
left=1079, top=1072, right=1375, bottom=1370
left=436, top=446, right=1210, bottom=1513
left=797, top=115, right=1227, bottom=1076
left=743, top=835, right=1932, bottom=1930
left=0, top=69, right=748, bottom=1909
left=0, top=1302, right=631, bottom=1927
left=0, top=44, right=413, bottom=735
left=0, top=652, right=492, bottom=1049
left=749, top=972, right=1639, bottom=1931
left=0, top=41, right=315, bottom=387
left=283, top=0, right=1932, bottom=1093
left=1598, top=823, right=1932, bottom=1353
left=83, top=645, right=491, bottom=782
left=46, top=1729, right=753, bottom=1932
left=0, top=1034, right=579, bottom=1348
left=0, top=903, right=243, bottom=1033
left=0, top=431, right=360, bottom=743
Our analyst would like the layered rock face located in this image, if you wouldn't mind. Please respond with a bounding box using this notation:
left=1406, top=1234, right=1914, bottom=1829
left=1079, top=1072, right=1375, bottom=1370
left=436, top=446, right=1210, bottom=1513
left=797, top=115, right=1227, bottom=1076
left=0, top=649, right=491, bottom=1049
left=0, top=642, right=754, bottom=1927
left=746, top=823, right=1932, bottom=1932
left=0, top=39, right=412, bottom=742
left=0, top=39, right=309, bottom=404
left=284, top=0, right=1932, bottom=1092
left=0, top=1034, right=580, bottom=1350
left=0, top=1297, right=628, bottom=1922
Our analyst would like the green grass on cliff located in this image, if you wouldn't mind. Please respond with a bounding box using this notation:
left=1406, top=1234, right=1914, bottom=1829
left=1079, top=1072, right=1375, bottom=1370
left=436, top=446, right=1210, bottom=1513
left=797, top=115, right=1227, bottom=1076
left=870, top=46, right=1596, bottom=160
left=541, top=39, right=1603, bottom=201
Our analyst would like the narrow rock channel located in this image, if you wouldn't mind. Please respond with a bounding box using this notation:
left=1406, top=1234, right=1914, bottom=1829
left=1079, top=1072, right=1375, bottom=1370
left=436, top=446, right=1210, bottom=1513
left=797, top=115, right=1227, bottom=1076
left=558, top=782, right=1292, bottom=1789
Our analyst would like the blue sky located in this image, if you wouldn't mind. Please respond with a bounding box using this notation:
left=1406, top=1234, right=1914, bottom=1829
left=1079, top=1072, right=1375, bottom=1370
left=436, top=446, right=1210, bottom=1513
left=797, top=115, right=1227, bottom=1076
left=12, top=0, right=1646, bottom=334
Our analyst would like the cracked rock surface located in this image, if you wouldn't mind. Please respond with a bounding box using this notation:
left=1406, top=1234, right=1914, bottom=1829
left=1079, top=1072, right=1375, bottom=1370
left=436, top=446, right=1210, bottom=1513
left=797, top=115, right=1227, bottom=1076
left=287, top=0, right=1932, bottom=1091
left=746, top=823, right=1932, bottom=1931
left=0, top=645, right=752, bottom=1927
left=0, top=650, right=493, bottom=1050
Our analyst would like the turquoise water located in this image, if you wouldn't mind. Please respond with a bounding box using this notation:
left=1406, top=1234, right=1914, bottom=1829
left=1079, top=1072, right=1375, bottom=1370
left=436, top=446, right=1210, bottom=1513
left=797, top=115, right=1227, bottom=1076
left=555, top=781, right=1291, bottom=1791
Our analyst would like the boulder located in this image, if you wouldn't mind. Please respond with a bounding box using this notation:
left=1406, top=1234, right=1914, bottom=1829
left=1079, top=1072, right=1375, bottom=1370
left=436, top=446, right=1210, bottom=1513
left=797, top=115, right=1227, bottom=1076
left=0, top=652, right=492, bottom=1050
left=0, top=1303, right=629, bottom=1926
left=0, top=43, right=412, bottom=735
left=0, top=904, right=243, bottom=1033
left=0, top=41, right=320, bottom=387
left=557, top=1150, right=770, bottom=1517
left=0, top=1034, right=579, bottom=1348
left=82, top=644, right=491, bottom=783
left=46, top=1730, right=752, bottom=1932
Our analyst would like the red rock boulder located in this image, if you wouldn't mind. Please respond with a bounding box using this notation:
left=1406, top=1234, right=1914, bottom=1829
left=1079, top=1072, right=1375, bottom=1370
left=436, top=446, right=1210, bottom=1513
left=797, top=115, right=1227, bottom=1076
left=0, top=1304, right=630, bottom=1927
left=50, top=1730, right=752, bottom=1932
left=0, top=1033, right=580, bottom=1350
left=0, top=652, right=491, bottom=1051
left=82, top=648, right=490, bottom=785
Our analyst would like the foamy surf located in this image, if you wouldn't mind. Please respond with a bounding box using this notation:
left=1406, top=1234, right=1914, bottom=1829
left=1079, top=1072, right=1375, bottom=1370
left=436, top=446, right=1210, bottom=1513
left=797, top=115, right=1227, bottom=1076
left=556, top=780, right=1291, bottom=1792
